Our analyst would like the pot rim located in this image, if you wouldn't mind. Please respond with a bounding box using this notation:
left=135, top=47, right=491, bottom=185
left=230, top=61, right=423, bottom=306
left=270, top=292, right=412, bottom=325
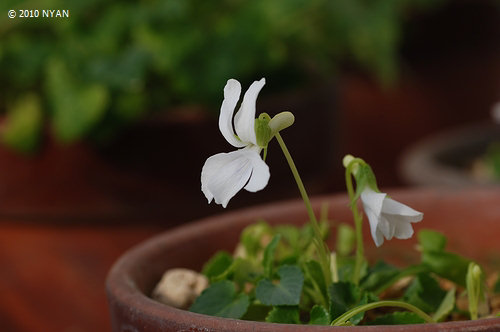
left=106, top=187, right=500, bottom=331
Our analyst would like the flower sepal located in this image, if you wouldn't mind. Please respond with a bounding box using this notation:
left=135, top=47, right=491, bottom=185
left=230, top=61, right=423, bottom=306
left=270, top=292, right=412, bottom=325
left=255, top=113, right=273, bottom=148
left=343, top=155, right=379, bottom=204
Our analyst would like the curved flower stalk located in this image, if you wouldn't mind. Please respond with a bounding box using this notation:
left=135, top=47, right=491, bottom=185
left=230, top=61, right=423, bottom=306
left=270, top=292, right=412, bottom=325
left=360, top=187, right=423, bottom=247
left=201, top=78, right=294, bottom=208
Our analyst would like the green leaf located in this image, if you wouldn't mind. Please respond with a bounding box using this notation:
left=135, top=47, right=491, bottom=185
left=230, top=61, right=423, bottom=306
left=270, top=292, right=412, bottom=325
left=336, top=223, right=356, bottom=256
left=202, top=251, right=233, bottom=280
left=337, top=256, right=367, bottom=282
left=266, top=306, right=300, bottom=324
left=2, top=93, right=43, bottom=153
left=329, top=282, right=362, bottom=323
left=241, top=303, right=271, bottom=322
left=46, top=58, right=109, bottom=143
left=422, top=251, right=471, bottom=287
left=189, top=280, right=249, bottom=319
left=263, top=234, right=281, bottom=278
left=309, top=305, right=330, bottom=325
left=364, top=264, right=427, bottom=295
left=360, top=261, right=399, bottom=293
left=256, top=265, right=304, bottom=306
left=403, top=273, right=446, bottom=313
left=304, top=260, right=327, bottom=297
left=494, top=277, right=500, bottom=294
left=418, top=230, right=447, bottom=252
left=240, top=221, right=273, bottom=259
left=433, top=288, right=456, bottom=322
left=275, top=225, right=300, bottom=257
left=367, top=312, right=426, bottom=325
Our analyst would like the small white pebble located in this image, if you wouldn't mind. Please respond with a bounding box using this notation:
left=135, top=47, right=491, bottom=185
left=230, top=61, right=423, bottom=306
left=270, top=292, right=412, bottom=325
left=152, top=268, right=209, bottom=309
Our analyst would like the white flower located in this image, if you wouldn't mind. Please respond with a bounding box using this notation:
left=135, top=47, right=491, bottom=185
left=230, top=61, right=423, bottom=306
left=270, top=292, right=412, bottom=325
left=201, top=78, right=270, bottom=208
left=360, top=187, right=423, bottom=247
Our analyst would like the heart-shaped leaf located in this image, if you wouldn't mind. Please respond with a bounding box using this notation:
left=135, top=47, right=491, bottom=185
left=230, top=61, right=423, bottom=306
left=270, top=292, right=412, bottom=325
left=256, top=265, right=304, bottom=306
left=309, top=305, right=330, bottom=325
left=190, top=280, right=249, bottom=319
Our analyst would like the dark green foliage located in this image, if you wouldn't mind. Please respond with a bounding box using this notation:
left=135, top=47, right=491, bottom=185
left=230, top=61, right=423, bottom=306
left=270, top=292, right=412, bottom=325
left=266, top=306, right=300, bottom=324
left=188, top=222, right=487, bottom=326
left=256, top=265, right=304, bottom=306
left=202, top=251, right=233, bottom=280
left=360, top=261, right=399, bottom=293
left=1, top=0, right=446, bottom=151
left=403, top=273, right=446, bottom=313
left=189, top=280, right=250, bottom=319
left=367, top=312, right=426, bottom=325
left=308, top=305, right=330, bottom=325
left=328, top=281, right=375, bottom=325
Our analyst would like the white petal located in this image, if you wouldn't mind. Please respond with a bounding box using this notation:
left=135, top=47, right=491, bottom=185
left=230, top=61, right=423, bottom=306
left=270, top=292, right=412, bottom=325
left=219, top=79, right=246, bottom=148
left=360, top=188, right=386, bottom=217
left=381, top=197, right=423, bottom=222
left=243, top=147, right=270, bottom=192
left=201, top=150, right=253, bottom=208
left=364, top=207, right=384, bottom=247
left=378, top=216, right=394, bottom=240
left=393, top=219, right=414, bottom=239
left=234, top=78, right=265, bottom=145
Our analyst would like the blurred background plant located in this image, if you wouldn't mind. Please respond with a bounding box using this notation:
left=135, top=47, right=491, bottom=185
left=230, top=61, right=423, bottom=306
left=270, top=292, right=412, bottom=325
left=0, top=0, right=447, bottom=153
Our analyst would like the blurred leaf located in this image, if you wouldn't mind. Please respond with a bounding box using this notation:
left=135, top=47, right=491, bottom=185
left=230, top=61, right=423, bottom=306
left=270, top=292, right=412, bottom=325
left=263, top=234, right=281, bottom=278
left=421, top=251, right=471, bottom=287
left=202, top=251, right=233, bottom=280
left=304, top=260, right=327, bottom=297
left=46, top=58, right=109, bottom=143
left=367, top=311, right=426, bottom=325
left=403, top=273, right=447, bottom=313
left=336, top=223, right=356, bottom=256
left=309, top=305, right=330, bottom=325
left=329, top=281, right=363, bottom=324
left=266, top=306, right=300, bottom=324
left=189, top=280, right=249, bottom=319
left=418, top=229, right=447, bottom=252
left=2, top=93, right=43, bottom=153
left=256, top=265, right=304, bottom=306
left=360, top=261, right=399, bottom=293
left=432, top=287, right=456, bottom=322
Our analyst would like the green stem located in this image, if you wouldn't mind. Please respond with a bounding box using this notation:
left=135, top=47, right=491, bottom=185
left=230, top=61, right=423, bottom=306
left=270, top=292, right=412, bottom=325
left=331, top=300, right=435, bottom=326
left=275, top=133, right=332, bottom=287
left=345, top=161, right=364, bottom=285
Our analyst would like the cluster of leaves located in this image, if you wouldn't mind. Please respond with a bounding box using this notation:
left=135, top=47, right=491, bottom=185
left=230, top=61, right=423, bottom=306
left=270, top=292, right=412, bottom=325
left=190, top=221, right=493, bottom=325
left=0, top=0, right=446, bottom=152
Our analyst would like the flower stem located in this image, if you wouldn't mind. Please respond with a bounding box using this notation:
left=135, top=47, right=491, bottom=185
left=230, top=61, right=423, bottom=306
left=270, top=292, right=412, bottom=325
left=345, top=161, right=364, bottom=285
left=331, top=300, right=435, bottom=326
left=275, top=133, right=332, bottom=287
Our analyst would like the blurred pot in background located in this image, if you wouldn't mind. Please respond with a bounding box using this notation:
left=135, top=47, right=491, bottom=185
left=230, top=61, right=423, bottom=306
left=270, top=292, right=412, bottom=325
left=399, top=122, right=500, bottom=187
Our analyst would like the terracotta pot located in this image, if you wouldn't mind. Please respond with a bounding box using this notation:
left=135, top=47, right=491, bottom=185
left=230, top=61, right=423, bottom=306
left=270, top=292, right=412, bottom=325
left=399, top=123, right=500, bottom=187
left=106, top=187, right=500, bottom=331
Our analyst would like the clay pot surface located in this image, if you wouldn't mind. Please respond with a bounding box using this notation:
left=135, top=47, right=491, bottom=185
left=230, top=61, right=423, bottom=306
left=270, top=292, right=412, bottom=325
left=106, top=187, right=500, bottom=331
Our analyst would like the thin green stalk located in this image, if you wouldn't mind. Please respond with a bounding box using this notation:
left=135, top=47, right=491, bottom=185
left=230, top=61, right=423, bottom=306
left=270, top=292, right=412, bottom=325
left=345, top=161, right=364, bottom=285
left=275, top=133, right=332, bottom=287
left=331, top=300, right=435, bottom=326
